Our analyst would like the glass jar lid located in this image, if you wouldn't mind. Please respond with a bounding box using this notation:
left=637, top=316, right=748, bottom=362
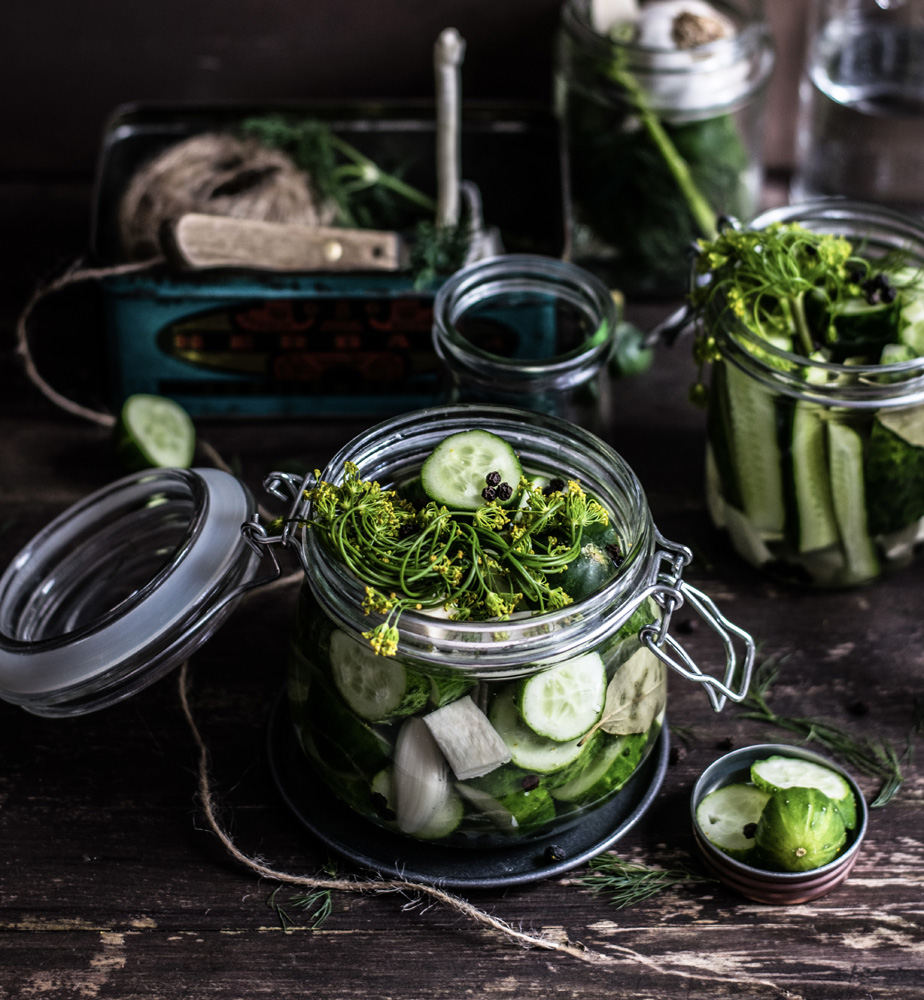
left=0, top=467, right=260, bottom=717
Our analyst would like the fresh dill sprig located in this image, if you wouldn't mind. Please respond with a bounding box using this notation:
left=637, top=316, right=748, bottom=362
left=689, top=222, right=924, bottom=374
left=604, top=56, right=717, bottom=242
left=691, top=222, right=866, bottom=358
left=269, top=886, right=334, bottom=931
left=408, top=218, right=471, bottom=289
left=240, top=114, right=437, bottom=229
left=575, top=853, right=715, bottom=909
left=739, top=660, right=908, bottom=808
left=306, top=462, right=614, bottom=654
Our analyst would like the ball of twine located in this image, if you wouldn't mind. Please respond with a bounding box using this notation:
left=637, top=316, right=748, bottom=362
left=118, top=132, right=329, bottom=261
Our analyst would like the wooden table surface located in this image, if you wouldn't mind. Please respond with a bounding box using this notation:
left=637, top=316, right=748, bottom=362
left=1, top=185, right=923, bottom=1000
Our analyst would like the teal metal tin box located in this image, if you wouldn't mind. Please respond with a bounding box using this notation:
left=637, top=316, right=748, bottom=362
left=93, top=103, right=565, bottom=418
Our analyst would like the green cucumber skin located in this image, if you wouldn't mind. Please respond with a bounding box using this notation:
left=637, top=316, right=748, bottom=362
left=723, top=361, right=786, bottom=539
left=549, top=730, right=650, bottom=806
left=865, top=413, right=924, bottom=536
left=791, top=402, right=840, bottom=554
left=706, top=361, right=745, bottom=512
left=828, top=421, right=880, bottom=584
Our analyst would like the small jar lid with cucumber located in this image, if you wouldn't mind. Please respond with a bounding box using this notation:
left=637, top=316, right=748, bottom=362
left=692, top=743, right=868, bottom=904
left=690, top=200, right=924, bottom=588
left=281, top=403, right=756, bottom=859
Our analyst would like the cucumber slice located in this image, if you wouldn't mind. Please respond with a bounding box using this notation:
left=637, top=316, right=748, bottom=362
left=549, top=731, right=648, bottom=805
left=899, top=287, right=924, bottom=355
left=488, top=685, right=587, bottom=774
left=515, top=652, right=606, bottom=742
left=393, top=474, right=431, bottom=509
left=696, top=783, right=770, bottom=860
left=464, top=763, right=544, bottom=798
left=792, top=401, right=839, bottom=554
left=827, top=421, right=880, bottom=584
left=724, top=361, right=785, bottom=539
left=329, top=629, right=428, bottom=722
left=115, top=394, right=196, bottom=471
left=372, top=767, right=463, bottom=839
left=420, top=429, right=523, bottom=510
left=827, top=295, right=900, bottom=362
left=721, top=502, right=774, bottom=568
left=705, top=442, right=728, bottom=530
left=295, top=666, right=391, bottom=781
left=750, top=755, right=857, bottom=830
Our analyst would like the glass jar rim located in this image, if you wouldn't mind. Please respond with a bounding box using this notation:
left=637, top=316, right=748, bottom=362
left=561, top=0, right=771, bottom=60
left=559, top=0, right=775, bottom=119
left=431, top=254, right=618, bottom=392
left=713, top=200, right=924, bottom=409
left=297, top=404, right=657, bottom=676
left=562, top=0, right=768, bottom=51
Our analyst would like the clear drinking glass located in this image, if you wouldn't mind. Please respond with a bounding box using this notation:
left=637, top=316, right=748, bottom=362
left=793, top=0, right=924, bottom=214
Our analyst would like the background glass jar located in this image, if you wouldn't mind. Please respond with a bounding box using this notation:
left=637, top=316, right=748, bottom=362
left=431, top=254, right=620, bottom=437
left=282, top=404, right=754, bottom=849
left=701, top=202, right=924, bottom=588
left=556, top=0, right=775, bottom=296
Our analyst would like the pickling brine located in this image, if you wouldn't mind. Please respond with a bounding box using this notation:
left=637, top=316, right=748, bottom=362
left=289, top=585, right=665, bottom=846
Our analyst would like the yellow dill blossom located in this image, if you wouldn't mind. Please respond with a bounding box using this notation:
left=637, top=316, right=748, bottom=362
left=362, top=586, right=397, bottom=616
left=363, top=623, right=399, bottom=657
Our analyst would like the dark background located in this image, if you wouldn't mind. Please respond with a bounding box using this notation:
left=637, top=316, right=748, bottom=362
left=3, top=0, right=806, bottom=178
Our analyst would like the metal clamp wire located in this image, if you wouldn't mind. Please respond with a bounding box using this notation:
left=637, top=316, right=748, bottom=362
left=642, top=580, right=755, bottom=713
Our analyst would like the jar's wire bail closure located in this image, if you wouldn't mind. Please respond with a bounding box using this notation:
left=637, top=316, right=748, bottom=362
left=243, top=470, right=317, bottom=554
left=639, top=531, right=756, bottom=713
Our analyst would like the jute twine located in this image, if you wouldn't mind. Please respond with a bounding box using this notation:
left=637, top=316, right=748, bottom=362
left=118, top=133, right=328, bottom=261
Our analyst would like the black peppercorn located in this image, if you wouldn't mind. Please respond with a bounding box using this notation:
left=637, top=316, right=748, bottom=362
left=481, top=486, right=497, bottom=502
left=485, top=471, right=501, bottom=487
left=544, top=844, right=566, bottom=863
left=496, top=482, right=513, bottom=501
